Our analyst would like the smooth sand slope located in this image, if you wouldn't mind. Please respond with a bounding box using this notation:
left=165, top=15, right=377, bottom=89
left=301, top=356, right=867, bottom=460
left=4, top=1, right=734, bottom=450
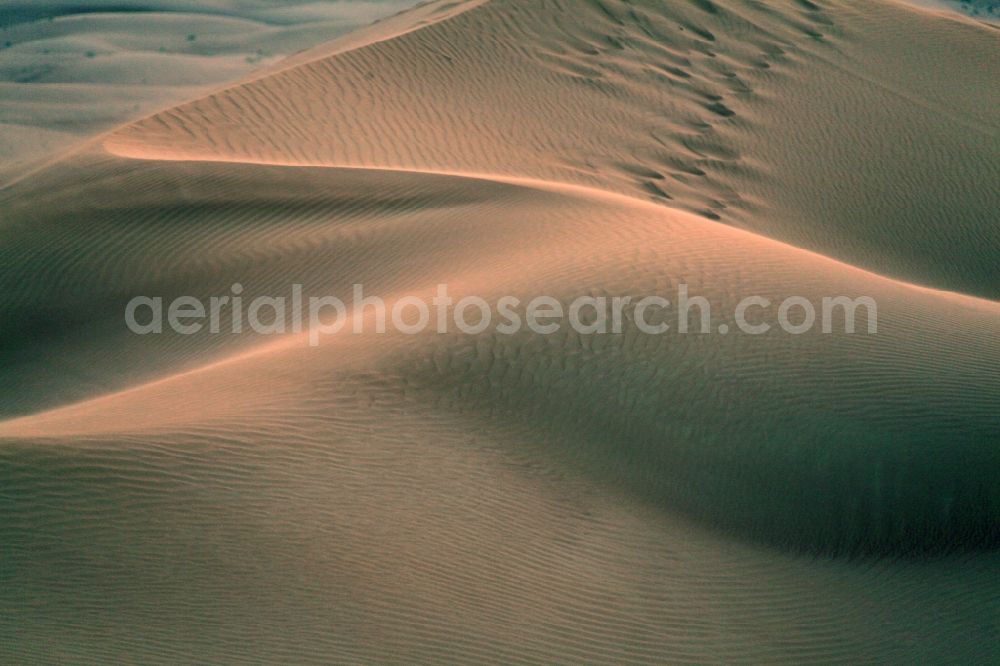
left=0, top=0, right=418, bottom=184
left=1, top=0, right=999, bottom=663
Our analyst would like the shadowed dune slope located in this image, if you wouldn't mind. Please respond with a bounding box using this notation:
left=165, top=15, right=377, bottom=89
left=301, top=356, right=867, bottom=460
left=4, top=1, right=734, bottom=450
left=1, top=0, right=999, bottom=663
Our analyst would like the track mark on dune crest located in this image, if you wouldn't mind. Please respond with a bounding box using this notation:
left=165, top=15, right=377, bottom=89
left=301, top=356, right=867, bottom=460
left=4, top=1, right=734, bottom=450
left=38, top=0, right=1000, bottom=301
left=102, top=142, right=999, bottom=309
left=97, top=146, right=1000, bottom=312
left=104, top=0, right=842, bottom=225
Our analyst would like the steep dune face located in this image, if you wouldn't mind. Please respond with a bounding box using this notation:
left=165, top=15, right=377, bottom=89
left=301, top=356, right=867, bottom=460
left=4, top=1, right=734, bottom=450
left=2, top=0, right=999, bottom=663
left=105, top=0, right=1000, bottom=297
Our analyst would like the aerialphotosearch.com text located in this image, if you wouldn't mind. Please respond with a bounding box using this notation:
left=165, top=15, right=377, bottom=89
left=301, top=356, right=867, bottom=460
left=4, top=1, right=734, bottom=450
left=125, top=283, right=878, bottom=345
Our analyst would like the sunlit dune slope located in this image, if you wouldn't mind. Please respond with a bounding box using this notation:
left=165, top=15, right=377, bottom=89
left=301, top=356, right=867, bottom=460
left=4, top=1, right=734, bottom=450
left=104, top=0, right=1000, bottom=298
left=0, top=0, right=418, bottom=183
left=1, top=0, right=999, bottom=663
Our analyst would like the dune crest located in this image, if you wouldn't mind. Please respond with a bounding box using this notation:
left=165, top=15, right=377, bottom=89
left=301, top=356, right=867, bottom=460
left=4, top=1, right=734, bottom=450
left=2, top=0, right=999, bottom=662
left=104, top=0, right=1000, bottom=297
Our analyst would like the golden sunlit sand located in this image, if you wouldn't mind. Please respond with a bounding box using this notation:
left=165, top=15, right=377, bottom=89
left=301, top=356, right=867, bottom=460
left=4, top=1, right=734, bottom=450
left=1, top=0, right=998, bottom=662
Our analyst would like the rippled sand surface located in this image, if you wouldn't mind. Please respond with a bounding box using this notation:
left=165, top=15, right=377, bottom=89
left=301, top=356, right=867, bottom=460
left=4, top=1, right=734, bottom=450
left=0, top=0, right=417, bottom=183
left=1, top=0, right=999, bottom=662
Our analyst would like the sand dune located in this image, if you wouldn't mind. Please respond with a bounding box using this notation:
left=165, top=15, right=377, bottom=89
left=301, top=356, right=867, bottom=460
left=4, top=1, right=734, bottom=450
left=0, top=0, right=418, bottom=184
left=103, top=0, right=1000, bottom=296
left=2, top=0, right=999, bottom=663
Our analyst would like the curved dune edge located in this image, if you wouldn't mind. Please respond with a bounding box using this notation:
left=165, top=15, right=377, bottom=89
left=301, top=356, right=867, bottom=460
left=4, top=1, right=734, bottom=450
left=100, top=0, right=1000, bottom=300
left=101, top=144, right=1000, bottom=309
left=2, top=0, right=1000, bottom=662
left=2, top=154, right=999, bottom=438
left=1, top=153, right=998, bottom=560
left=0, top=1, right=486, bottom=193
left=0, top=1, right=435, bottom=189
left=1, top=0, right=997, bottom=554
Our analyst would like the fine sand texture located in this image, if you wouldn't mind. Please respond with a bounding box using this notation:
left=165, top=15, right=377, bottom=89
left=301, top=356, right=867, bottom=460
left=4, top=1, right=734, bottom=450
left=0, top=0, right=418, bottom=185
left=1, top=0, right=999, bottom=663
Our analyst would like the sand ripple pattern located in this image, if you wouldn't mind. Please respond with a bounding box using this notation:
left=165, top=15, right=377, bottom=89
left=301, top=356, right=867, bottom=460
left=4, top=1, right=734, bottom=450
left=2, top=0, right=999, bottom=663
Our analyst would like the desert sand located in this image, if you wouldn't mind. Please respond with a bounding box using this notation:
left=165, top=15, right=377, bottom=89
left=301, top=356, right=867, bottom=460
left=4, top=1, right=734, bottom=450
left=1, top=0, right=999, bottom=663
left=0, top=0, right=417, bottom=184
